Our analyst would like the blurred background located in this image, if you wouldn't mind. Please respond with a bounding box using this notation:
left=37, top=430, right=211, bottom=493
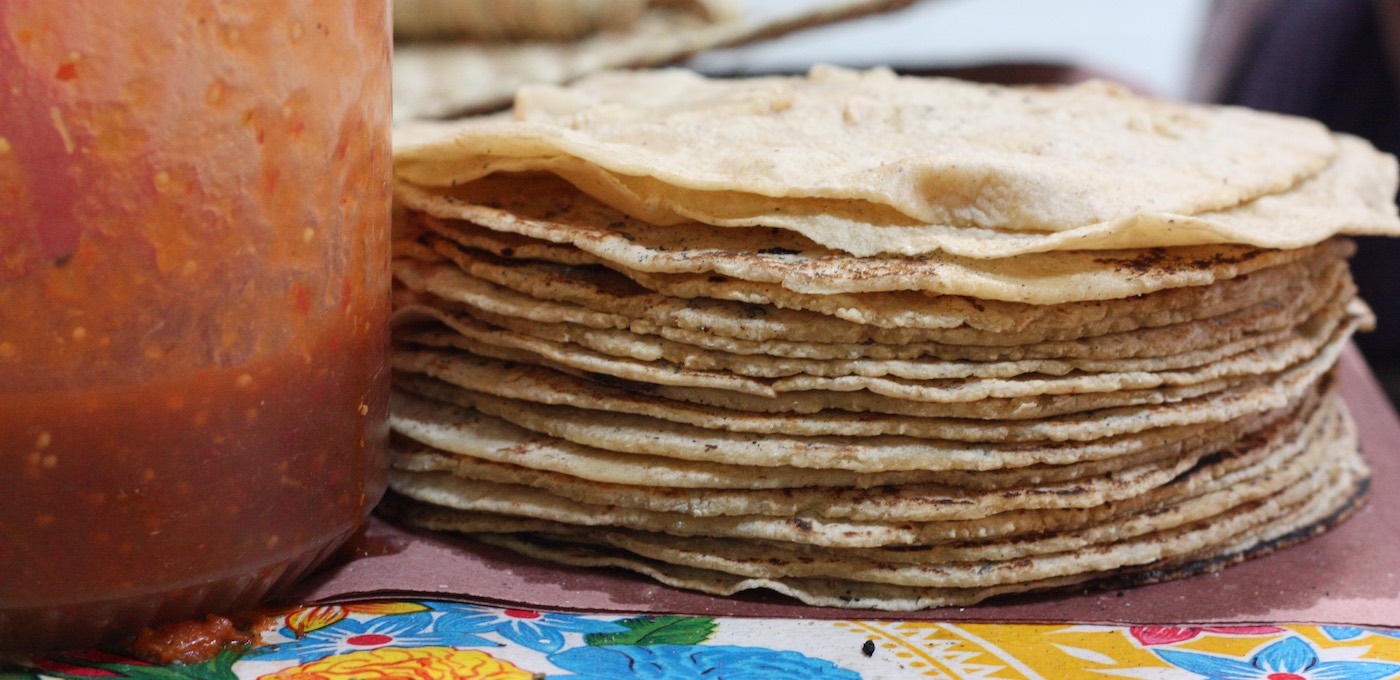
left=687, top=0, right=1211, bottom=98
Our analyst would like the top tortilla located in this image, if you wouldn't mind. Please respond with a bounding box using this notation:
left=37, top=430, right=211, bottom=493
left=395, top=66, right=1399, bottom=257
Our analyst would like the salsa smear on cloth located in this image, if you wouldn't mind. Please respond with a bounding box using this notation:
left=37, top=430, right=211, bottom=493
left=0, top=1, right=391, bottom=650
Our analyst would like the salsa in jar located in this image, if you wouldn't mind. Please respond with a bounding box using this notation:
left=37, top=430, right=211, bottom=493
left=0, top=1, right=391, bottom=649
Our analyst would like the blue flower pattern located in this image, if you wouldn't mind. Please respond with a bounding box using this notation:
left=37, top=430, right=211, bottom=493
left=247, top=602, right=630, bottom=663
left=548, top=644, right=862, bottom=679
left=1155, top=636, right=1400, bottom=680
left=1322, top=626, right=1400, bottom=642
left=249, top=611, right=495, bottom=662
left=431, top=602, right=629, bottom=653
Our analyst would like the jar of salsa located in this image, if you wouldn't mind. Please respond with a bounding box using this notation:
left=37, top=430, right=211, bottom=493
left=0, top=2, right=391, bottom=650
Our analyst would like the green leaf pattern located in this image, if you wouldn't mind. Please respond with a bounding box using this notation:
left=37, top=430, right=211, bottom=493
left=584, top=616, right=718, bottom=647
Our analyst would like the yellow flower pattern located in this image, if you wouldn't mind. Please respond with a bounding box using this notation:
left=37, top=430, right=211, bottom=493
left=285, top=602, right=432, bottom=636
left=258, top=647, right=534, bottom=680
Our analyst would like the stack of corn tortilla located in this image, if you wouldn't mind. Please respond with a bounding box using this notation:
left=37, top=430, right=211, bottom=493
left=383, top=66, right=1400, bottom=610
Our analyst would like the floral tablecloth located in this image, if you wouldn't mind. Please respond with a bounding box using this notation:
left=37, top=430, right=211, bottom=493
left=9, top=599, right=1400, bottom=679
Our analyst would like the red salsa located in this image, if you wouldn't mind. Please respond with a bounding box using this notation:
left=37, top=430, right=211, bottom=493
left=0, top=1, right=391, bottom=650
left=128, top=615, right=254, bottom=666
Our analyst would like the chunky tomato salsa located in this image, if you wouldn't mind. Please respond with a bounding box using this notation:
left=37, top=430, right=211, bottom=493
left=0, top=1, right=391, bottom=649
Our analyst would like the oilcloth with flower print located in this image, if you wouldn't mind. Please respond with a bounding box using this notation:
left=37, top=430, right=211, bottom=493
left=11, top=600, right=1400, bottom=679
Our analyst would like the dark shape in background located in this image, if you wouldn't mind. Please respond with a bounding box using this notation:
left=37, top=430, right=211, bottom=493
left=1197, top=0, right=1400, bottom=401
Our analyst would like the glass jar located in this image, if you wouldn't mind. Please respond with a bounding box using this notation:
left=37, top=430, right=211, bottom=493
left=0, top=1, right=391, bottom=650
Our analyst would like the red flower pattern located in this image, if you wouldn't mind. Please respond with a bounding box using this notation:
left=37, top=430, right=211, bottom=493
left=1130, top=625, right=1286, bottom=646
